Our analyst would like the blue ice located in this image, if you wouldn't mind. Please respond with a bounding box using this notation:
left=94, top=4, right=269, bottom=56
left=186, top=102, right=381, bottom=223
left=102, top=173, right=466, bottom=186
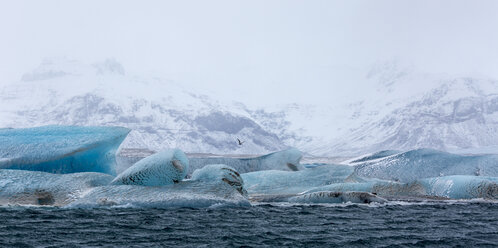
left=419, top=175, right=498, bottom=199
left=111, top=149, right=189, bottom=186
left=70, top=164, right=249, bottom=208
left=188, top=148, right=303, bottom=175
left=250, top=191, right=387, bottom=204
left=287, top=191, right=387, bottom=204
left=349, top=150, right=401, bottom=163
left=0, top=162, right=250, bottom=208
left=353, top=148, right=498, bottom=182
left=0, top=126, right=129, bottom=175
left=191, top=164, right=246, bottom=195
left=301, top=175, right=498, bottom=200
left=0, top=169, right=114, bottom=206
left=242, top=164, right=354, bottom=195
left=67, top=182, right=250, bottom=209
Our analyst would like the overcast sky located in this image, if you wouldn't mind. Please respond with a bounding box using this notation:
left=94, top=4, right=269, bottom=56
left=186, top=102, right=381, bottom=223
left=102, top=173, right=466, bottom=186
left=1, top=0, right=497, bottom=105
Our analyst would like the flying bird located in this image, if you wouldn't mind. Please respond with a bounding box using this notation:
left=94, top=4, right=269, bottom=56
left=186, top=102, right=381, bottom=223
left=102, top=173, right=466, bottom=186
left=237, top=138, right=245, bottom=145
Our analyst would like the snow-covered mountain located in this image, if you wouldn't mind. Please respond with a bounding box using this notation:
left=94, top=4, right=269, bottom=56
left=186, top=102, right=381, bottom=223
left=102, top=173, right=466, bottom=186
left=262, top=63, right=498, bottom=156
left=0, top=58, right=285, bottom=154
left=323, top=78, right=498, bottom=155
left=2, top=59, right=498, bottom=156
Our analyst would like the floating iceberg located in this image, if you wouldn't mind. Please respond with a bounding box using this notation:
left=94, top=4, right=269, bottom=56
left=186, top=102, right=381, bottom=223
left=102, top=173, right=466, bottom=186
left=419, top=175, right=498, bottom=199
left=353, top=148, right=498, bottom=182
left=70, top=164, right=249, bottom=208
left=191, top=164, right=247, bottom=196
left=0, top=126, right=129, bottom=175
left=242, top=159, right=498, bottom=200
left=242, top=164, right=354, bottom=195
left=301, top=175, right=498, bottom=200
left=188, top=148, right=303, bottom=175
left=3, top=136, right=497, bottom=208
left=290, top=191, right=387, bottom=204
left=301, top=178, right=426, bottom=199
left=349, top=150, right=401, bottom=163
left=111, top=149, right=189, bottom=186
left=0, top=169, right=114, bottom=206
left=68, top=182, right=250, bottom=209
left=0, top=163, right=250, bottom=208
left=242, top=164, right=426, bottom=200
left=251, top=191, right=387, bottom=204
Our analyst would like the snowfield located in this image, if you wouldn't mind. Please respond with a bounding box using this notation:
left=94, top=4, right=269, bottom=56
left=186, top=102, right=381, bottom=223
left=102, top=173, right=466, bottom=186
left=1, top=58, right=498, bottom=156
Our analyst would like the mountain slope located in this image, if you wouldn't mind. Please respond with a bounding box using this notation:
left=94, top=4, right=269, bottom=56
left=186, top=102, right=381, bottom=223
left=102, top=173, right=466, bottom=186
left=2, top=59, right=498, bottom=156
left=0, top=58, right=286, bottom=154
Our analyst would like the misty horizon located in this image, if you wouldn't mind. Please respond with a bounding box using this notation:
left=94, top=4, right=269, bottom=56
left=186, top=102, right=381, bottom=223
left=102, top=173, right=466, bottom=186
left=2, top=0, right=498, bottom=107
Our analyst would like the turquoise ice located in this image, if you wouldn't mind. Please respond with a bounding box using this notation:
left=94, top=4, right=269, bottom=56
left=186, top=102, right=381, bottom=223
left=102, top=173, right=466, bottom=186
left=250, top=191, right=387, bottom=204
left=353, top=148, right=498, bottom=182
left=419, top=175, right=498, bottom=199
left=242, top=164, right=354, bottom=195
left=71, top=164, right=249, bottom=208
left=0, top=169, right=114, bottom=206
left=300, top=175, right=498, bottom=200
left=191, top=164, right=246, bottom=195
left=188, top=147, right=303, bottom=175
left=0, top=126, right=129, bottom=175
left=0, top=162, right=250, bottom=208
left=111, top=149, right=189, bottom=186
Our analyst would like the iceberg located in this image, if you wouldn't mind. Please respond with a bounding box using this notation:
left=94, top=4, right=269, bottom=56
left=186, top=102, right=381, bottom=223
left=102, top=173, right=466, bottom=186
left=0, top=169, right=114, bottom=206
left=70, top=164, right=249, bottom=208
left=288, top=191, right=387, bottom=204
left=191, top=164, right=247, bottom=196
left=0, top=126, right=129, bottom=175
left=250, top=191, right=387, bottom=204
left=419, top=175, right=498, bottom=199
left=188, top=148, right=303, bottom=176
left=349, top=150, right=401, bottom=163
left=242, top=159, right=498, bottom=200
left=242, top=164, right=354, bottom=195
left=3, top=138, right=496, bottom=208
left=111, top=149, right=189, bottom=186
left=68, top=182, right=250, bottom=209
left=301, top=178, right=426, bottom=199
left=353, top=148, right=498, bottom=182
left=0, top=163, right=250, bottom=208
left=301, top=175, right=498, bottom=200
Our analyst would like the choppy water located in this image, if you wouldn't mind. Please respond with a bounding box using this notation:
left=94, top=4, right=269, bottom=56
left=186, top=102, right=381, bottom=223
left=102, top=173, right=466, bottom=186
left=0, top=201, right=497, bottom=247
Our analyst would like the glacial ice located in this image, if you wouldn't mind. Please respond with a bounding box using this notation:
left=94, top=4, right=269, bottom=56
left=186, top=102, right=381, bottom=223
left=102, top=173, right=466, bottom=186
left=0, top=163, right=250, bottom=208
left=1, top=135, right=496, bottom=208
left=0, top=126, right=129, bottom=175
left=242, top=164, right=425, bottom=202
left=299, top=175, right=498, bottom=200
left=188, top=148, right=303, bottom=175
left=289, top=191, right=387, bottom=204
left=68, top=182, right=250, bottom=209
left=353, top=148, right=498, bottom=182
left=250, top=191, right=387, bottom=204
left=0, top=169, right=114, bottom=206
left=111, top=149, right=189, bottom=186
left=191, top=164, right=247, bottom=195
left=419, top=176, right=498, bottom=199
left=349, top=150, right=401, bottom=163
left=242, top=164, right=354, bottom=195
left=242, top=157, right=498, bottom=200
left=69, top=164, right=249, bottom=208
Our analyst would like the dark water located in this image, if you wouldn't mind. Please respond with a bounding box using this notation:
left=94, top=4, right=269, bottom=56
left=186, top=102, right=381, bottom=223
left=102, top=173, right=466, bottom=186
left=0, top=202, right=497, bottom=247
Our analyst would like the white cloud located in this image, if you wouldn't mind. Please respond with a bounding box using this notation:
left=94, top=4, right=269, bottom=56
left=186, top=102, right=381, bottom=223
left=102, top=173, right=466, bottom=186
left=1, top=0, right=497, bottom=106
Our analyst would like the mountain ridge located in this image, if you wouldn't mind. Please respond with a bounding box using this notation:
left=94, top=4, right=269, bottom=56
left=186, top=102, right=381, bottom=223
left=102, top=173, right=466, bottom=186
left=2, top=58, right=497, bottom=156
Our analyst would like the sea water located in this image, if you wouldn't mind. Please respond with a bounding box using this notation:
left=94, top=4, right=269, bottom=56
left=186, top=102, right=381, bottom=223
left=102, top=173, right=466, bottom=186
left=0, top=201, right=496, bottom=247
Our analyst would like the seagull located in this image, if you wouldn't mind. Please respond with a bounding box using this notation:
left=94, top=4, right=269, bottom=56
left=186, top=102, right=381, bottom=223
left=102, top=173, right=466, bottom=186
left=237, top=138, right=245, bottom=145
